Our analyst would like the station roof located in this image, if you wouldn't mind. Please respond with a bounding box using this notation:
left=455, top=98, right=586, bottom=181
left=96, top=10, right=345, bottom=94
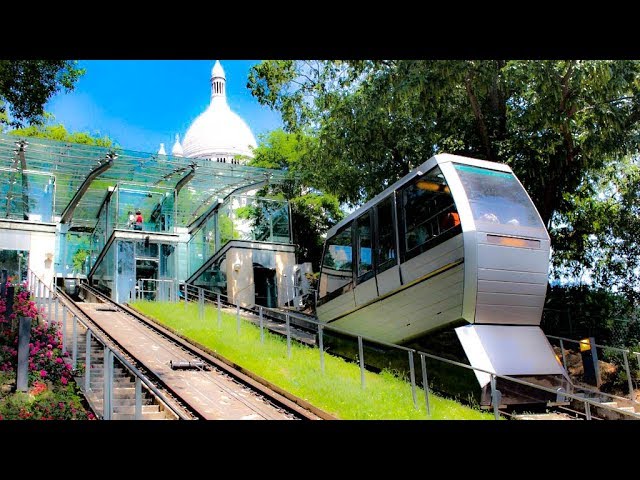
left=0, top=134, right=287, bottom=230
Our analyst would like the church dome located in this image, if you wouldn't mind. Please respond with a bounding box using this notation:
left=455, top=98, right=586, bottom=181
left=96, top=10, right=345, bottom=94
left=181, top=61, right=257, bottom=161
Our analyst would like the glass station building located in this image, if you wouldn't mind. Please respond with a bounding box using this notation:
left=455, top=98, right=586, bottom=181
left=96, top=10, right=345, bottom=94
left=0, top=61, right=297, bottom=308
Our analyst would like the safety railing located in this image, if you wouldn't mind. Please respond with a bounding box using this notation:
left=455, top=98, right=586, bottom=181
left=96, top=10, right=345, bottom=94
left=546, top=333, right=640, bottom=402
left=170, top=281, right=640, bottom=420
left=135, top=278, right=179, bottom=303
left=25, top=268, right=189, bottom=420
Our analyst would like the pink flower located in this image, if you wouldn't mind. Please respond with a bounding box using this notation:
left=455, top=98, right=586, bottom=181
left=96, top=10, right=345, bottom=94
left=55, top=357, right=63, bottom=364
left=61, top=377, right=68, bottom=385
left=40, top=370, right=47, bottom=378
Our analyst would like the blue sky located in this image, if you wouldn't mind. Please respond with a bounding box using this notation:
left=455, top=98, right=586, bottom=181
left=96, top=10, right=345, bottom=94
left=45, top=60, right=283, bottom=153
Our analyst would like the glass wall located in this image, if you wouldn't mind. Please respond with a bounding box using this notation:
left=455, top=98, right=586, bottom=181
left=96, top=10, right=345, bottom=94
left=56, top=231, right=92, bottom=277
left=0, top=250, right=29, bottom=283
left=187, top=194, right=291, bottom=277
left=192, top=254, right=227, bottom=295
left=116, top=240, right=135, bottom=303
left=0, top=168, right=55, bottom=222
left=116, top=183, right=175, bottom=233
left=90, top=238, right=178, bottom=302
left=91, top=240, right=115, bottom=295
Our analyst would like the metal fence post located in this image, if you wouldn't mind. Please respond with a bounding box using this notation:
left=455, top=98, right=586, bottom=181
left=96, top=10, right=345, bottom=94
left=47, top=286, right=52, bottom=322
left=217, top=293, right=221, bottom=329
left=585, top=400, right=592, bottom=420
left=37, top=280, right=42, bottom=309
left=62, top=305, right=67, bottom=353
left=560, top=339, right=568, bottom=373
left=236, top=303, right=240, bottom=335
left=408, top=351, right=417, bottom=409
left=319, top=325, right=325, bottom=374
left=84, top=331, right=92, bottom=392
left=490, top=374, right=501, bottom=420
left=135, top=377, right=142, bottom=420
left=103, top=347, right=112, bottom=420
left=184, top=284, right=189, bottom=308
left=198, top=287, right=204, bottom=320
left=622, top=350, right=634, bottom=400
left=420, top=353, right=431, bottom=416
left=286, top=313, right=291, bottom=358
left=358, top=336, right=365, bottom=389
left=54, top=296, right=59, bottom=324
left=259, top=306, right=264, bottom=344
left=72, top=316, right=78, bottom=370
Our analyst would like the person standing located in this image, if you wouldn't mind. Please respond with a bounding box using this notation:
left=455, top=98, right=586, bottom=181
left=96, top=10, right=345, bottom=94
left=134, top=210, right=143, bottom=230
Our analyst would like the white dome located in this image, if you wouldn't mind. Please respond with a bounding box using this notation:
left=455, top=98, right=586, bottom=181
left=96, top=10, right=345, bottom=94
left=181, top=60, right=257, bottom=161
left=182, top=103, right=257, bottom=159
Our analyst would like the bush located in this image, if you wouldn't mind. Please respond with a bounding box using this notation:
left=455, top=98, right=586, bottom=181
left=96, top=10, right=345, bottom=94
left=0, top=280, right=93, bottom=420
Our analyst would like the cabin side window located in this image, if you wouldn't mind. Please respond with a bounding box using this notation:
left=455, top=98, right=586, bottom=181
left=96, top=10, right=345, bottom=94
left=318, top=225, right=353, bottom=299
left=375, top=196, right=397, bottom=274
left=356, top=211, right=373, bottom=281
left=400, top=166, right=461, bottom=261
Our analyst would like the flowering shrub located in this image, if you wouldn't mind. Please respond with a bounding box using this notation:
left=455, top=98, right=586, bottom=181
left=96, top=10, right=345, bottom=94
left=0, top=279, right=94, bottom=420
left=0, top=376, right=94, bottom=420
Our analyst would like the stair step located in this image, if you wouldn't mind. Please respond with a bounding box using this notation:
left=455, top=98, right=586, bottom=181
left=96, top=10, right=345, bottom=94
left=111, top=411, right=172, bottom=420
left=112, top=405, right=161, bottom=414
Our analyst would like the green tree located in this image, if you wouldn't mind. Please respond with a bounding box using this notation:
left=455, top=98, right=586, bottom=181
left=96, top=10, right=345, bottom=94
left=8, top=122, right=116, bottom=148
left=0, top=60, right=84, bottom=128
left=552, top=155, right=640, bottom=302
left=248, top=60, right=640, bottom=290
left=249, top=129, right=343, bottom=270
left=248, top=60, right=640, bottom=226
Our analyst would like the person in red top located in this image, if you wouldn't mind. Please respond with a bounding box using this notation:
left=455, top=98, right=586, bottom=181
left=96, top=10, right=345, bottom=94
left=134, top=210, right=143, bottom=230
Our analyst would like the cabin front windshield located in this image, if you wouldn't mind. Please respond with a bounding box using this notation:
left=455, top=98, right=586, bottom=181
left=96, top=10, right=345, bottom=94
left=453, top=164, right=545, bottom=231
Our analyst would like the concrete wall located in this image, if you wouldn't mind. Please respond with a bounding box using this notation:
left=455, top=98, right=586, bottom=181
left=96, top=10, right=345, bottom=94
left=226, top=247, right=254, bottom=307
left=225, top=246, right=296, bottom=307
left=275, top=250, right=296, bottom=307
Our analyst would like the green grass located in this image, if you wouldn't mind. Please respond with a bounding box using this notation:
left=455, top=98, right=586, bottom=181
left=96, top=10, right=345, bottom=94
left=131, top=301, right=495, bottom=420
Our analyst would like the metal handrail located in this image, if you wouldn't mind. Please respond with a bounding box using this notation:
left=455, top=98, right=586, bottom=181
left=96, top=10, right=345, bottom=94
left=546, top=333, right=640, bottom=355
left=26, top=268, right=190, bottom=420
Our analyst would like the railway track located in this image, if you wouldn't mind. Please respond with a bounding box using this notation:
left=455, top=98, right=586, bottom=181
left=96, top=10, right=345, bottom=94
left=57, top=283, right=332, bottom=420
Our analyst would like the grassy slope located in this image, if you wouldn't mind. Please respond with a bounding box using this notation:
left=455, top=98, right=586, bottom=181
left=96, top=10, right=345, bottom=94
left=131, top=301, right=494, bottom=420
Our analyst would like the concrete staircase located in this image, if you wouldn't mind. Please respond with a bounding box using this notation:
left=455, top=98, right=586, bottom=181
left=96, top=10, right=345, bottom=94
left=74, top=330, right=178, bottom=420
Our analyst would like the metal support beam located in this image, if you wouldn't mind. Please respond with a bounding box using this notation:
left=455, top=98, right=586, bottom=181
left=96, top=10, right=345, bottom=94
left=60, top=152, right=116, bottom=224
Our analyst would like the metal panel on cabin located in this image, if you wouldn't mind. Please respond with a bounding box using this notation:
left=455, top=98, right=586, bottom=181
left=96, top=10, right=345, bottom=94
left=316, top=288, right=356, bottom=322
left=477, top=268, right=548, bottom=285
left=476, top=243, right=549, bottom=273
left=474, top=303, right=544, bottom=326
left=376, top=264, right=401, bottom=296
left=354, top=276, right=378, bottom=306
left=400, top=235, right=463, bottom=284
left=478, top=279, right=547, bottom=296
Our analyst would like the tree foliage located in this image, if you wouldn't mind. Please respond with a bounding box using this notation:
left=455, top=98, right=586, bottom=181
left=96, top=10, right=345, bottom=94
left=0, top=60, right=84, bottom=128
left=8, top=122, right=116, bottom=148
left=248, top=60, right=640, bottom=295
left=249, top=129, right=343, bottom=269
left=248, top=60, right=640, bottom=226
